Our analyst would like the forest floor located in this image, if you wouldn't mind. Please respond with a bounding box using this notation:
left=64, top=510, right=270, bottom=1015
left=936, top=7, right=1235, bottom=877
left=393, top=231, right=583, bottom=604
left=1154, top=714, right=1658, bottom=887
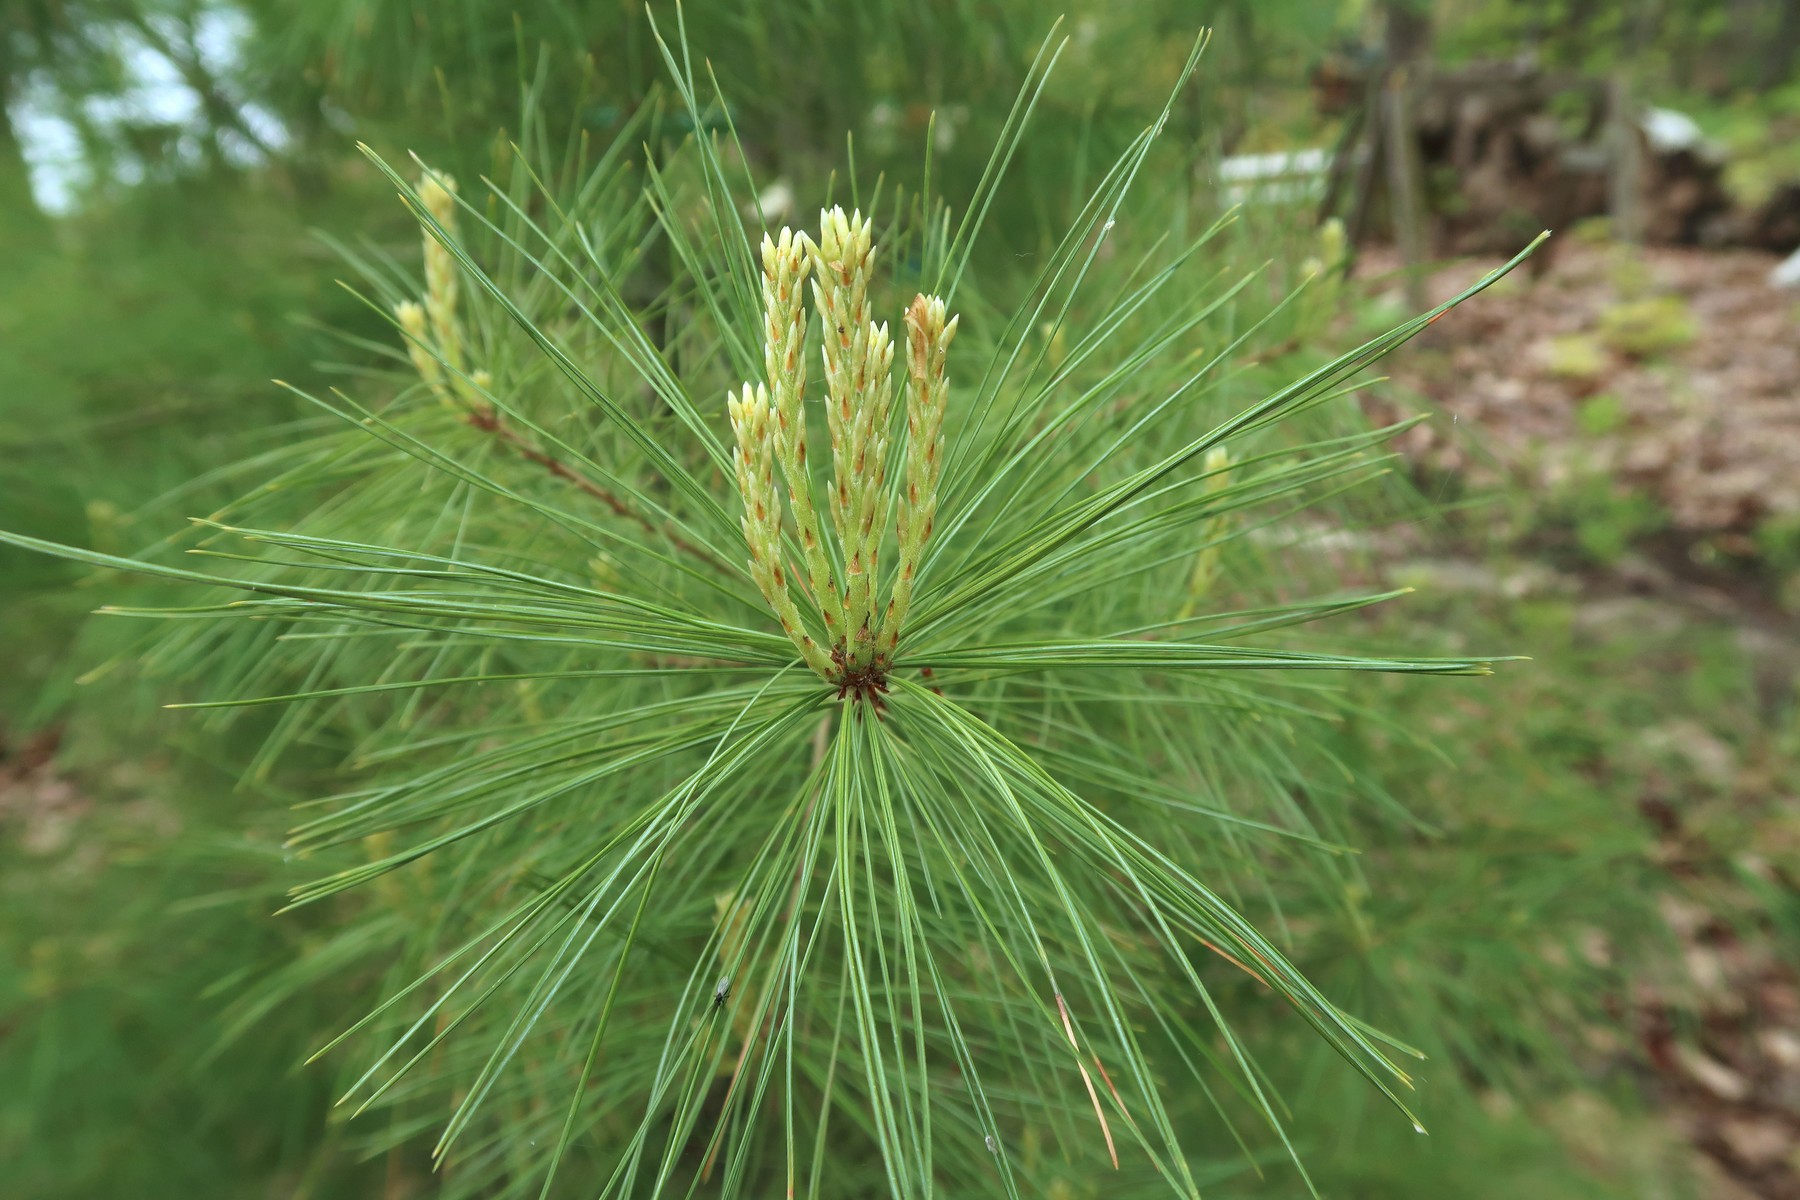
left=1369, top=238, right=1800, bottom=1199
left=1371, top=240, right=1800, bottom=547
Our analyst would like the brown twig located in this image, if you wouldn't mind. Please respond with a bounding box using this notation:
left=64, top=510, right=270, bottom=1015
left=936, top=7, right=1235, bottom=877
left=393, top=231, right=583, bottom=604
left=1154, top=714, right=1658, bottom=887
left=464, top=407, right=725, bottom=572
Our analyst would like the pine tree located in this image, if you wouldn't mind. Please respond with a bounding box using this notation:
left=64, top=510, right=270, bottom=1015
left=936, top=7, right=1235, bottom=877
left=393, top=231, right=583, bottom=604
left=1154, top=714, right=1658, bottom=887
left=1, top=20, right=1542, bottom=1198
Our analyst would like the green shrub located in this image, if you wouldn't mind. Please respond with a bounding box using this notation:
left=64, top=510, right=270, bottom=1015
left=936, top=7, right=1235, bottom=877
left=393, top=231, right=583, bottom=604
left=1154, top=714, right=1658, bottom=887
left=1576, top=392, right=1628, bottom=437
left=1546, top=334, right=1610, bottom=382
left=1560, top=474, right=1669, bottom=565
left=1597, top=296, right=1697, bottom=359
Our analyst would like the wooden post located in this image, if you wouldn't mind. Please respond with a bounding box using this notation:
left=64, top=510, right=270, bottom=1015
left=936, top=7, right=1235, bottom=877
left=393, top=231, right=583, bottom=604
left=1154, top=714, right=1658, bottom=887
left=1607, top=71, right=1644, bottom=244
left=1384, top=66, right=1428, bottom=309
left=1345, top=70, right=1386, bottom=251
left=1382, top=2, right=1432, bottom=310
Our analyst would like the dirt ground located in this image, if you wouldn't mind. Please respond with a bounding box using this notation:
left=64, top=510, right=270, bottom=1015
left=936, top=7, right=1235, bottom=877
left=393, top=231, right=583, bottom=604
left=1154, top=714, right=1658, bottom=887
left=1367, top=240, right=1800, bottom=540
left=1369, top=239, right=1800, bottom=1198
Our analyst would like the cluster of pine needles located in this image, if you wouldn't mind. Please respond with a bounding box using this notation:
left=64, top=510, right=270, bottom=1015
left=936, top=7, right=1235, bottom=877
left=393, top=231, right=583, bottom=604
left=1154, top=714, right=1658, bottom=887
left=0, top=19, right=1544, bottom=1200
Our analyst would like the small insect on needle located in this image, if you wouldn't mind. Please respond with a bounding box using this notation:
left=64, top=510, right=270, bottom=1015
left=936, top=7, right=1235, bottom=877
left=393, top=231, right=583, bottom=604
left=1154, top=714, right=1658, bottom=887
left=712, top=977, right=731, bottom=1012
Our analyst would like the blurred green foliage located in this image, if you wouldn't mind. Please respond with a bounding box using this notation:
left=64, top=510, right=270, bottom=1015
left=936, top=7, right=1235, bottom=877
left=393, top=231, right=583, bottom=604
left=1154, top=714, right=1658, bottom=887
left=1434, top=0, right=1800, bottom=92
left=1598, top=295, right=1698, bottom=359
